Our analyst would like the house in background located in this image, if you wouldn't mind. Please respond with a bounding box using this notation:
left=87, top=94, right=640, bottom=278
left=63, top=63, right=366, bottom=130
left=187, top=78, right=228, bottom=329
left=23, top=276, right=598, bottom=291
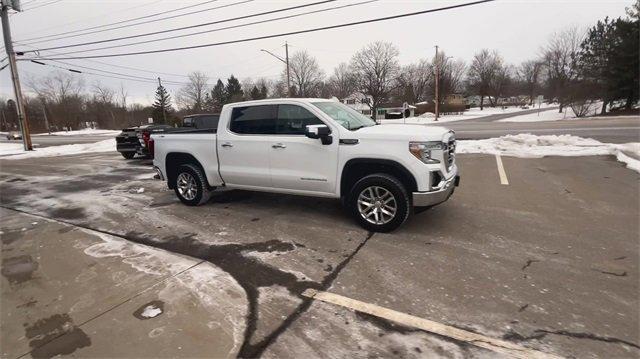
left=342, top=93, right=416, bottom=120
left=416, top=94, right=467, bottom=115
left=375, top=102, right=416, bottom=120
left=342, top=93, right=373, bottom=117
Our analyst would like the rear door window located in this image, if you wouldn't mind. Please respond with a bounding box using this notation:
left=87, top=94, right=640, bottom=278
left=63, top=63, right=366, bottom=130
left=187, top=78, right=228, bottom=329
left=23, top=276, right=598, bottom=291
left=276, top=104, right=324, bottom=135
left=230, top=105, right=277, bottom=134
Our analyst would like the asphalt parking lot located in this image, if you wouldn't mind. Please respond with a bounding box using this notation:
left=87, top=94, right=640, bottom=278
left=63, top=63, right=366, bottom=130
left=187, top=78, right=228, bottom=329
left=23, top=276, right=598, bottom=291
left=1, top=151, right=638, bottom=358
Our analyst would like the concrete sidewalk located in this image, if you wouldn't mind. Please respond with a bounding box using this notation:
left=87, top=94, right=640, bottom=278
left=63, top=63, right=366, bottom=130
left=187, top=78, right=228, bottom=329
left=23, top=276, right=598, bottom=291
left=1, top=208, right=245, bottom=358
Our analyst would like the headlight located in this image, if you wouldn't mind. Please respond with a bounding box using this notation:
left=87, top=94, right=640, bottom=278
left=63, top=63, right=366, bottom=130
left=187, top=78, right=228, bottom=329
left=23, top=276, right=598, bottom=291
left=409, top=141, right=442, bottom=164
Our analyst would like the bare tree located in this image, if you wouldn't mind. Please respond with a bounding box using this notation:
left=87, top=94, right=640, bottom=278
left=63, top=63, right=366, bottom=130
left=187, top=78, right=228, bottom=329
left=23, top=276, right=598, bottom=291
left=518, top=60, right=542, bottom=105
left=118, top=83, right=128, bottom=109
left=467, top=49, right=501, bottom=109
left=396, top=59, right=432, bottom=104
left=176, top=71, right=209, bottom=112
left=28, top=71, right=85, bottom=129
left=437, top=56, right=466, bottom=104
left=489, top=62, right=513, bottom=105
left=92, top=81, right=115, bottom=104
left=350, top=41, right=400, bottom=117
left=541, top=26, right=584, bottom=112
left=286, top=50, right=324, bottom=97
left=327, top=62, right=356, bottom=101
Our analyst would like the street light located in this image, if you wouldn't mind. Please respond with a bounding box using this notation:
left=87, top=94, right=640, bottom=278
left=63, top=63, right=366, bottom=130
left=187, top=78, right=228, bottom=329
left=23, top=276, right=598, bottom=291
left=260, top=42, right=291, bottom=97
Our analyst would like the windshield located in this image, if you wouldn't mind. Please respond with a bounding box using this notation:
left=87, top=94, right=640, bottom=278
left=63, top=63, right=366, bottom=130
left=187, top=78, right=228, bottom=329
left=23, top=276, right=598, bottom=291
left=312, top=101, right=376, bottom=131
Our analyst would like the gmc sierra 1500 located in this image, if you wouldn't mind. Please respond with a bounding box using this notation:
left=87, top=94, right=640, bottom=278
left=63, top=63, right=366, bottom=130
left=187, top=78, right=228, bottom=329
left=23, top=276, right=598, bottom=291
left=152, top=98, right=459, bottom=232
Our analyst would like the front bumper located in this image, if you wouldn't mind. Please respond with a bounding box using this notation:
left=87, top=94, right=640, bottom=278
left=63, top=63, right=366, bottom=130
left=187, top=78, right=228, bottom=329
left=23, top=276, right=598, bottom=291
left=412, top=174, right=460, bottom=207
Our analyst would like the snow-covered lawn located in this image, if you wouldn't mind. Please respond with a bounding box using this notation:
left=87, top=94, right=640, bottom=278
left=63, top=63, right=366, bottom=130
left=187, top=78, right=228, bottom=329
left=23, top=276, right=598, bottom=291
left=32, top=128, right=120, bottom=136
left=0, top=139, right=115, bottom=159
left=497, top=102, right=607, bottom=123
left=381, top=104, right=554, bottom=125
left=458, top=134, right=640, bottom=172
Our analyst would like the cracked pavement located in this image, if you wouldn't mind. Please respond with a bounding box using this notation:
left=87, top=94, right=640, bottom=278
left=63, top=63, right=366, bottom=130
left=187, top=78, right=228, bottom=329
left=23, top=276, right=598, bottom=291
left=1, top=151, right=638, bottom=358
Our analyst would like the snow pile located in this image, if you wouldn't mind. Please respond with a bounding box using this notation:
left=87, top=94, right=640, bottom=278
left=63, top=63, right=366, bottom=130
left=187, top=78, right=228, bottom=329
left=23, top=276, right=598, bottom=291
left=0, top=142, right=26, bottom=156
left=0, top=139, right=115, bottom=159
left=458, top=134, right=640, bottom=172
left=33, top=128, right=120, bottom=136
left=141, top=304, right=163, bottom=318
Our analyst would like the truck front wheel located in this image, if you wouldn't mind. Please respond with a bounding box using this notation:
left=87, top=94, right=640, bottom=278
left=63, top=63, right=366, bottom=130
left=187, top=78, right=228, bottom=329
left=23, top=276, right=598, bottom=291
left=174, top=164, right=211, bottom=206
left=348, top=173, right=409, bottom=232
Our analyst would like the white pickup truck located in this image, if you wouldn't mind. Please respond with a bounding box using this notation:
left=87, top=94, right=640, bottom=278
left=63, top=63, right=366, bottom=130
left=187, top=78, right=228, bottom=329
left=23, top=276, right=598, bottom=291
left=152, top=98, right=459, bottom=232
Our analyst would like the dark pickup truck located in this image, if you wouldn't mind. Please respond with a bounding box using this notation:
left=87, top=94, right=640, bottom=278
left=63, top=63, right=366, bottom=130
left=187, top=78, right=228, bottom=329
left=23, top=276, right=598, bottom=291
left=116, top=114, right=219, bottom=159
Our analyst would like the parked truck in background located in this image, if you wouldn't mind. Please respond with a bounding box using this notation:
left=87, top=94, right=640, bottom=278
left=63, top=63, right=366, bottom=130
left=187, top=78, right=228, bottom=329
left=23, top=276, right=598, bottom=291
left=152, top=99, right=459, bottom=232
left=116, top=114, right=219, bottom=159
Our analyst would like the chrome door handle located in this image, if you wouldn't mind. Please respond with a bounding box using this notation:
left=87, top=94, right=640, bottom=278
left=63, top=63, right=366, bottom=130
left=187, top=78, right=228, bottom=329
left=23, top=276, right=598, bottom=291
left=272, top=143, right=286, bottom=149
left=221, top=142, right=233, bottom=148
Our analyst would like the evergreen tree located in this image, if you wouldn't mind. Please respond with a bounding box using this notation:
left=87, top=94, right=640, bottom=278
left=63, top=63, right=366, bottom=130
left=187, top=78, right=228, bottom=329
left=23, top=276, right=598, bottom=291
left=259, top=84, right=268, bottom=99
left=151, top=83, right=172, bottom=124
left=226, top=75, right=244, bottom=103
left=207, top=79, right=226, bottom=112
left=579, top=14, right=639, bottom=111
left=249, top=86, right=261, bottom=100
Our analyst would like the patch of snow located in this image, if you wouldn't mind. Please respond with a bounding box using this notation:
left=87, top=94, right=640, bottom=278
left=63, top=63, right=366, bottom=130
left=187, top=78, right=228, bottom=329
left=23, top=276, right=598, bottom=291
left=32, top=129, right=120, bottom=136
left=136, top=187, right=145, bottom=194
left=141, top=304, right=163, bottom=318
left=458, top=134, right=640, bottom=173
left=498, top=102, right=603, bottom=122
left=0, top=139, right=115, bottom=159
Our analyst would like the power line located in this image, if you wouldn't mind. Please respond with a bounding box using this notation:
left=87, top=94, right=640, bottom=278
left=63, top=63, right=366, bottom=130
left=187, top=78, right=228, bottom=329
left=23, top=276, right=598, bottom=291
left=21, top=0, right=64, bottom=11
left=17, top=0, right=219, bottom=43
left=19, top=0, right=337, bottom=53
left=20, top=0, right=253, bottom=46
left=25, top=59, right=187, bottom=86
left=15, top=0, right=164, bottom=38
left=39, top=0, right=378, bottom=56
left=24, top=0, right=496, bottom=60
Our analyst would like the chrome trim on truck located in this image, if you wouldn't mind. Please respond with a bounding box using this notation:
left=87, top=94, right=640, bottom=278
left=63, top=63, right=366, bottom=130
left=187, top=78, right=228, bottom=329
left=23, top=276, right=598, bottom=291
left=412, top=174, right=460, bottom=207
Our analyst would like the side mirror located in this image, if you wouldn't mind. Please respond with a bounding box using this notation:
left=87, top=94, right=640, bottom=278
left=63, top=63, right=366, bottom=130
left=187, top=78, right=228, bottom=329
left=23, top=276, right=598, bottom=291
left=304, top=124, right=332, bottom=145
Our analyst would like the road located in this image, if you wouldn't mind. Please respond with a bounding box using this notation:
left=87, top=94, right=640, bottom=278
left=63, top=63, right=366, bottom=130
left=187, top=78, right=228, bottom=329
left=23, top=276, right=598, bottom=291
left=1, top=151, right=638, bottom=358
left=437, top=116, right=640, bottom=144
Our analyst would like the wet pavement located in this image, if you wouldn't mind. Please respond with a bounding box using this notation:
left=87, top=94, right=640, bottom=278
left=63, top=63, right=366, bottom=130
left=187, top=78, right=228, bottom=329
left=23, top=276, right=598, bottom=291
left=0, top=151, right=638, bottom=358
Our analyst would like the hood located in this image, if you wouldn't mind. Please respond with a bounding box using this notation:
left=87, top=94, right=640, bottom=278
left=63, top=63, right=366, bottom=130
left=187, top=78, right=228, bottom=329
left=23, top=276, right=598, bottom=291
left=353, top=124, right=453, bottom=142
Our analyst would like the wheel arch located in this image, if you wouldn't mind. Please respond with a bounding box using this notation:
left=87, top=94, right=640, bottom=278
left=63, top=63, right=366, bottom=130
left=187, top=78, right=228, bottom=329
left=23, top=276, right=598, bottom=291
left=165, top=152, right=207, bottom=189
left=340, top=158, right=417, bottom=199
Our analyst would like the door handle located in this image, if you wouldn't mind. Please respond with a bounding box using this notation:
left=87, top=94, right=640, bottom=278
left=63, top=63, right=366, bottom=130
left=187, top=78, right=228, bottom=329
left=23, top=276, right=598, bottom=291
left=221, top=142, right=233, bottom=148
left=272, top=143, right=286, bottom=149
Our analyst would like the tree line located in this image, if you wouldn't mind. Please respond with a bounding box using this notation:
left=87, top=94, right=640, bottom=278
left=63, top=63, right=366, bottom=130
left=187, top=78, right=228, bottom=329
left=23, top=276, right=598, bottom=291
left=2, top=1, right=636, bottom=132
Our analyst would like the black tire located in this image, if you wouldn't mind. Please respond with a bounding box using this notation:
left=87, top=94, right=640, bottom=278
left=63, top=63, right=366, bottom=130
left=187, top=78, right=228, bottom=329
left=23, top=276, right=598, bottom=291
left=173, top=163, right=211, bottom=206
left=121, top=152, right=135, bottom=159
left=347, top=173, right=410, bottom=233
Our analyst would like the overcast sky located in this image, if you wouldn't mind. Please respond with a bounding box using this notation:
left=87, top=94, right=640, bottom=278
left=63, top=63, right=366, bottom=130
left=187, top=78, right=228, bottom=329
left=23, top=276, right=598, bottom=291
left=0, top=0, right=633, bottom=105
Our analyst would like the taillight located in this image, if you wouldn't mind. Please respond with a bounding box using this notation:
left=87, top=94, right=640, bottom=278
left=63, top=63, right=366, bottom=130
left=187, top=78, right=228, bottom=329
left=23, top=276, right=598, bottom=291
left=148, top=137, right=155, bottom=158
left=142, top=131, right=151, bottom=147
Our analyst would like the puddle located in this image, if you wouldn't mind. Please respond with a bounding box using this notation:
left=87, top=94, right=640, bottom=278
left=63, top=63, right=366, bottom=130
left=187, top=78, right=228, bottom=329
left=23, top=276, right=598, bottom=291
left=24, top=313, right=91, bottom=359
left=2, top=255, right=38, bottom=284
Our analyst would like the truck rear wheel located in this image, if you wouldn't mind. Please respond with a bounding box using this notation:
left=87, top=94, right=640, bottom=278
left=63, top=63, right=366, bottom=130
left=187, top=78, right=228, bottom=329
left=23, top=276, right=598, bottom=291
left=348, top=173, right=409, bottom=233
left=174, top=164, right=211, bottom=206
left=121, top=152, right=135, bottom=159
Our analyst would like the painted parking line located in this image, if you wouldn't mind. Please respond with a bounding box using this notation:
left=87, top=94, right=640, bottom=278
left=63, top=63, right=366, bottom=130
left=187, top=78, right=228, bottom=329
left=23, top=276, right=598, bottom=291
left=495, top=154, right=509, bottom=185
left=302, top=289, right=559, bottom=359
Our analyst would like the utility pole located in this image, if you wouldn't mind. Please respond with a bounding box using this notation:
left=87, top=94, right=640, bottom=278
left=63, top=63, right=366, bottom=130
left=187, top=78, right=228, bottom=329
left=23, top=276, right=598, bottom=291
left=260, top=42, right=291, bottom=97
left=1, top=0, right=33, bottom=150
left=157, top=77, right=167, bottom=124
left=434, top=45, right=439, bottom=122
